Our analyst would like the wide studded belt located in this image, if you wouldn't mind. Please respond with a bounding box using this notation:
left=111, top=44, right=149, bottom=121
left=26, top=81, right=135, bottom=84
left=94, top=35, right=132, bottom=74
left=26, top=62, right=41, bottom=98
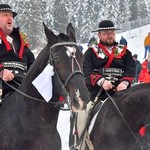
left=2, top=61, right=27, bottom=71
left=94, top=68, right=123, bottom=76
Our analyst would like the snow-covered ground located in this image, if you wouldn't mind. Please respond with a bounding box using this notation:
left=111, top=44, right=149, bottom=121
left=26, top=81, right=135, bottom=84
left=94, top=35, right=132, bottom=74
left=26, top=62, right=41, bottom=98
left=57, top=110, right=70, bottom=150
left=57, top=24, right=150, bottom=150
left=116, top=24, right=150, bottom=63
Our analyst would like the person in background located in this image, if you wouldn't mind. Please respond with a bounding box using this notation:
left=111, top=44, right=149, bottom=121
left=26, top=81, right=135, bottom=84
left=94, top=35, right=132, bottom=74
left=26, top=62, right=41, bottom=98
left=78, top=44, right=83, bottom=53
left=87, top=36, right=97, bottom=47
left=132, top=54, right=142, bottom=84
left=144, top=32, right=150, bottom=59
left=0, top=4, right=35, bottom=99
left=139, top=54, right=150, bottom=83
left=138, top=59, right=148, bottom=83
left=140, top=59, right=150, bottom=83
left=119, top=36, right=128, bottom=46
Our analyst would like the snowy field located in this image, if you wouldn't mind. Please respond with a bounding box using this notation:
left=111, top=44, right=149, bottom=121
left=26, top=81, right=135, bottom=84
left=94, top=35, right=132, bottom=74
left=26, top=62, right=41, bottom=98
left=57, top=24, right=150, bottom=150
left=117, top=24, right=150, bottom=63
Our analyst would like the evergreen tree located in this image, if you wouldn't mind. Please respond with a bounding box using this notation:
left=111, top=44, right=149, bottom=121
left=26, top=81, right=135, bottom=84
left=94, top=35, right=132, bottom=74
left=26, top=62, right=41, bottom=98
left=129, top=0, right=138, bottom=21
left=138, top=0, right=148, bottom=18
left=52, top=0, right=69, bottom=33
left=1, top=0, right=150, bottom=53
left=118, top=0, right=131, bottom=24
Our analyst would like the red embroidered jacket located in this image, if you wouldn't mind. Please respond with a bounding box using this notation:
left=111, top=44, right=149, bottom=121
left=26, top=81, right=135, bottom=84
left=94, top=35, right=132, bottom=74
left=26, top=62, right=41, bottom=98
left=83, top=42, right=136, bottom=100
left=0, top=27, right=35, bottom=72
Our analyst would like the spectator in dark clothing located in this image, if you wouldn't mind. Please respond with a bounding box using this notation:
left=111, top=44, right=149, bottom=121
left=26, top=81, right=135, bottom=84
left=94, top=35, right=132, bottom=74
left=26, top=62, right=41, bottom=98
left=119, top=36, right=128, bottom=46
left=87, top=36, right=97, bottom=47
left=132, top=54, right=142, bottom=83
left=78, top=45, right=83, bottom=53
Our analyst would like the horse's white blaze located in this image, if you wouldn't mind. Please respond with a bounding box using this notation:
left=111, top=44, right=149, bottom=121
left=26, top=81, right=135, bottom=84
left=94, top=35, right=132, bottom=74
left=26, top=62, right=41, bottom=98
left=65, top=46, right=76, bottom=58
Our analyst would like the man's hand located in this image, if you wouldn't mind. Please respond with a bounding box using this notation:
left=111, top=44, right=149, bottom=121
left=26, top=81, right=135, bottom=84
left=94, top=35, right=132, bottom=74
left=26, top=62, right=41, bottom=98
left=116, top=81, right=128, bottom=91
left=0, top=69, right=14, bottom=81
left=102, top=80, right=114, bottom=90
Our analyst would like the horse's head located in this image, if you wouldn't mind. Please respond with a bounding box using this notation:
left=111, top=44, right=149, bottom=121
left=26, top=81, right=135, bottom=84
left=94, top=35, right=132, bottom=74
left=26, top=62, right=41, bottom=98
left=43, top=23, right=90, bottom=111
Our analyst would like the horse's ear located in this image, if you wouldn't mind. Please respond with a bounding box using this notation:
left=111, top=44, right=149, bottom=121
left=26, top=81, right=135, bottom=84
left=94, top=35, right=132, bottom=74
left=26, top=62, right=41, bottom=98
left=43, top=22, right=57, bottom=45
left=67, top=23, right=76, bottom=43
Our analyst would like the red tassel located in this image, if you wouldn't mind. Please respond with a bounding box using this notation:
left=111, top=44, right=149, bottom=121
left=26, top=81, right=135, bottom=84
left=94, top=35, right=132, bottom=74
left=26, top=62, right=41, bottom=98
left=59, top=96, right=65, bottom=102
left=139, top=126, right=146, bottom=137
left=0, top=29, right=12, bottom=51
left=19, top=34, right=25, bottom=59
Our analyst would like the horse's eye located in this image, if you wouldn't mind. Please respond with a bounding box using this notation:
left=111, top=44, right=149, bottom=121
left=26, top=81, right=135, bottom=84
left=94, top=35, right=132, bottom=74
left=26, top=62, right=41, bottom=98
left=53, top=55, right=60, bottom=63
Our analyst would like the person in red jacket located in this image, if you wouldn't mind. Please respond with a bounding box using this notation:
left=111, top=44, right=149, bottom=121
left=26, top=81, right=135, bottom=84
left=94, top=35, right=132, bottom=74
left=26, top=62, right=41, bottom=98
left=138, top=59, right=148, bottom=83
left=0, top=4, right=35, bottom=98
left=83, top=20, right=135, bottom=101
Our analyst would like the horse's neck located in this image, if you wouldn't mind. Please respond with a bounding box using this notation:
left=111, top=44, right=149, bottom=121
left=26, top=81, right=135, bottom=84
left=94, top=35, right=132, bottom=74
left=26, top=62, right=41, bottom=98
left=17, top=71, right=60, bottom=125
left=14, top=92, right=60, bottom=128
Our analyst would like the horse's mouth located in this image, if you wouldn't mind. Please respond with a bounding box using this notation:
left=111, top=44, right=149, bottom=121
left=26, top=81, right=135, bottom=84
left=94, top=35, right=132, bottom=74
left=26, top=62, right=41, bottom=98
left=71, top=96, right=87, bottom=112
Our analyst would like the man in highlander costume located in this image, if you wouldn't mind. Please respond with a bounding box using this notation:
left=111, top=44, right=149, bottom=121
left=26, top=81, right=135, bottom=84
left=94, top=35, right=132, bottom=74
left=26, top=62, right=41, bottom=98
left=69, top=20, right=135, bottom=150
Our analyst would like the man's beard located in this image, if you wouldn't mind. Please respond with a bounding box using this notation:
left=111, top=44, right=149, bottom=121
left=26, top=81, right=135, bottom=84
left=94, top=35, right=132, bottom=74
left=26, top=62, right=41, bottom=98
left=100, top=40, right=117, bottom=46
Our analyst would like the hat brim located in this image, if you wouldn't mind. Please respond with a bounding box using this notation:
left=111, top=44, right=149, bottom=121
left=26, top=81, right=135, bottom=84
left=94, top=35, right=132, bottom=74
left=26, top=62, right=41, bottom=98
left=91, top=28, right=121, bottom=32
left=12, top=11, right=17, bottom=18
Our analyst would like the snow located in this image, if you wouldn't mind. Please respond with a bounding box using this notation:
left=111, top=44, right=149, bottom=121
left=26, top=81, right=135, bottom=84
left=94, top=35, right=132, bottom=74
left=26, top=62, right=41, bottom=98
left=117, top=24, right=150, bottom=63
left=57, top=24, right=150, bottom=150
left=57, top=110, right=70, bottom=150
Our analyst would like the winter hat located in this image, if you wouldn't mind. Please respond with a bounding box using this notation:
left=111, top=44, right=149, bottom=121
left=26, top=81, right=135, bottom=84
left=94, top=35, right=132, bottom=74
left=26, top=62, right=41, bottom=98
left=0, top=4, right=17, bottom=18
left=133, top=54, right=138, bottom=59
left=92, top=20, right=121, bottom=32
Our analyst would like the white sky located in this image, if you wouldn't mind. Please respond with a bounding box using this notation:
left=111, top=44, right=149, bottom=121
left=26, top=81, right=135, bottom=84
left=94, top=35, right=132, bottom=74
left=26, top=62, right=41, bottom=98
left=57, top=110, right=70, bottom=150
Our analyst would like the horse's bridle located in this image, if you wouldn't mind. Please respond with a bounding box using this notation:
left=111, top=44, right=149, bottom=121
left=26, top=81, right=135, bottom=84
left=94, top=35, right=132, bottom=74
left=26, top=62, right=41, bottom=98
left=49, top=42, right=83, bottom=108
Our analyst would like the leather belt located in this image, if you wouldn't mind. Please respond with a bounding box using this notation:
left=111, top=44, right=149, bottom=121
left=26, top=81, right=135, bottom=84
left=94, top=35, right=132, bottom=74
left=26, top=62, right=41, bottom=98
left=2, top=61, right=27, bottom=71
left=94, top=68, right=123, bottom=76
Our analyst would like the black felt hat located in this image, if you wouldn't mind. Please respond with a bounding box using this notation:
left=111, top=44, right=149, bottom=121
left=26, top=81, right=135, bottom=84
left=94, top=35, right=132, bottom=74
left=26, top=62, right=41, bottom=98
left=0, top=4, right=17, bottom=18
left=92, top=20, right=121, bottom=32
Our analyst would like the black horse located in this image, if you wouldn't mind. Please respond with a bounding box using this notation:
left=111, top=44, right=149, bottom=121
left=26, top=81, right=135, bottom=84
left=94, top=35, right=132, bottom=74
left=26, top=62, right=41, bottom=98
left=90, top=83, right=150, bottom=150
left=0, top=23, right=90, bottom=150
